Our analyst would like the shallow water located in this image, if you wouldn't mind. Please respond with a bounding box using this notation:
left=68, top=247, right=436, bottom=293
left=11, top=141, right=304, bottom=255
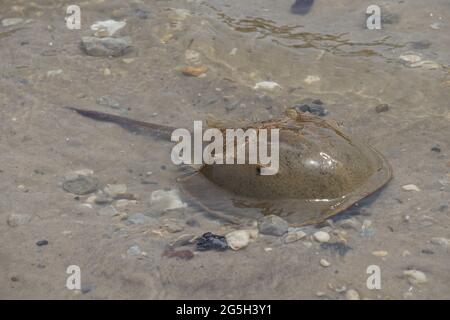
left=0, top=0, right=449, bottom=299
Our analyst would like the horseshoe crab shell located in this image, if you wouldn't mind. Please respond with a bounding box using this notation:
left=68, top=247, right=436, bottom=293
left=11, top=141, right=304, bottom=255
left=180, top=111, right=392, bottom=226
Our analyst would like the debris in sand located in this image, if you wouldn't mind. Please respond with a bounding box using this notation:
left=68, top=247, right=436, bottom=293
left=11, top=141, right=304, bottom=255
left=180, top=65, right=208, bottom=77
left=253, top=81, right=282, bottom=91
left=375, top=104, right=389, bottom=113
left=62, top=174, right=99, bottom=195
left=402, top=184, right=421, bottom=192
left=258, top=215, right=289, bottom=236
left=81, top=36, right=132, bottom=57
left=196, top=232, right=228, bottom=251
left=150, top=189, right=187, bottom=211
left=313, top=231, right=330, bottom=243
left=90, top=20, right=126, bottom=37
left=1, top=18, right=23, bottom=27
left=7, top=213, right=32, bottom=227
left=403, top=269, right=427, bottom=285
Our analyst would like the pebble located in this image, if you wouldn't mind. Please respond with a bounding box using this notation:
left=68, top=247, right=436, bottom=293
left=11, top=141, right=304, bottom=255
left=62, top=175, right=99, bottom=195
left=127, top=213, right=153, bottom=225
left=284, top=230, right=307, bottom=243
left=431, top=144, right=441, bottom=153
left=1, top=18, right=23, bottom=27
left=90, top=20, right=126, bottom=37
left=135, top=9, right=150, bottom=19
left=319, top=258, right=331, bottom=267
left=94, top=194, right=113, bottom=205
left=399, top=54, right=422, bottom=64
left=313, top=231, right=331, bottom=243
left=196, top=232, right=228, bottom=251
left=181, top=66, right=208, bottom=77
left=7, top=213, right=32, bottom=227
left=402, top=184, right=421, bottom=192
left=36, top=240, right=49, bottom=247
left=372, top=250, right=388, bottom=257
left=430, top=237, right=449, bottom=248
left=97, top=206, right=117, bottom=217
left=375, top=104, right=389, bottom=113
left=304, top=75, right=320, bottom=84
left=81, top=36, right=132, bottom=57
left=293, top=99, right=328, bottom=117
left=253, top=81, right=282, bottom=91
left=403, top=270, right=427, bottom=285
left=127, top=245, right=141, bottom=256
left=150, top=189, right=187, bottom=211
left=225, top=230, right=253, bottom=250
left=345, top=289, right=361, bottom=300
left=258, top=215, right=289, bottom=236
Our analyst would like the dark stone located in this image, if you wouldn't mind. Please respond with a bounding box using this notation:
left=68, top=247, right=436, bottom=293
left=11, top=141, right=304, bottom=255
left=196, top=232, right=228, bottom=251
left=135, top=9, right=150, bottom=19
left=36, top=240, right=49, bottom=246
left=62, top=175, right=98, bottom=195
left=291, top=0, right=314, bottom=15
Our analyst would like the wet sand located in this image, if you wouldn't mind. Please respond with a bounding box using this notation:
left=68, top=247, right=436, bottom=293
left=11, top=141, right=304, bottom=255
left=0, top=0, right=449, bottom=299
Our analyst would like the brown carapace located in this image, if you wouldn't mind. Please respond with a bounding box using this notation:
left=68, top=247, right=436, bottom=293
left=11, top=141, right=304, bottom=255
left=68, top=107, right=392, bottom=226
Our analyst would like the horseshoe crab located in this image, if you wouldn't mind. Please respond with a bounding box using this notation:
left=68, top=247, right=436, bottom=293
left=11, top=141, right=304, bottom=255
left=68, top=107, right=392, bottom=226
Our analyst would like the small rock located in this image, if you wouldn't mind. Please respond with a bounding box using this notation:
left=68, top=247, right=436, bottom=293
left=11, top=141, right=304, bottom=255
left=103, top=184, right=127, bottom=198
left=225, top=229, right=258, bottom=251
left=7, top=213, right=32, bottom=227
left=284, top=230, right=307, bottom=243
left=127, top=245, right=141, bottom=256
left=135, top=9, right=150, bottom=19
left=345, top=289, right=360, bottom=300
left=430, top=237, right=449, bottom=248
left=372, top=250, right=388, bottom=257
left=253, top=81, right=282, bottom=91
left=196, top=232, right=228, bottom=251
left=81, top=36, right=132, bottom=57
left=375, top=104, right=389, bottom=113
left=431, top=144, right=441, bottom=153
left=400, top=54, right=422, bottom=64
left=1, top=18, right=23, bottom=27
left=97, top=206, right=117, bottom=217
left=94, top=194, right=113, bottom=205
left=163, top=220, right=184, bottom=233
left=320, top=258, right=331, bottom=267
left=258, top=215, right=289, bottom=236
left=293, top=99, right=328, bottom=117
left=181, top=66, right=208, bottom=77
left=337, top=218, right=360, bottom=230
left=313, top=231, right=330, bottom=243
left=127, top=213, right=153, bottom=225
left=402, top=184, right=421, bottom=192
left=291, top=0, right=314, bottom=15
left=36, top=240, right=49, bottom=247
left=63, top=175, right=99, bottom=195
left=150, top=189, right=187, bottom=211
left=403, top=270, right=427, bottom=285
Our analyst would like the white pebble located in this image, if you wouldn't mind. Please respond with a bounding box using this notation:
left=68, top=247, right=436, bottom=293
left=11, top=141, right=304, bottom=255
left=253, top=81, right=282, bottom=91
left=313, top=231, right=330, bottom=243
left=304, top=75, right=321, bottom=84
left=225, top=230, right=251, bottom=251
